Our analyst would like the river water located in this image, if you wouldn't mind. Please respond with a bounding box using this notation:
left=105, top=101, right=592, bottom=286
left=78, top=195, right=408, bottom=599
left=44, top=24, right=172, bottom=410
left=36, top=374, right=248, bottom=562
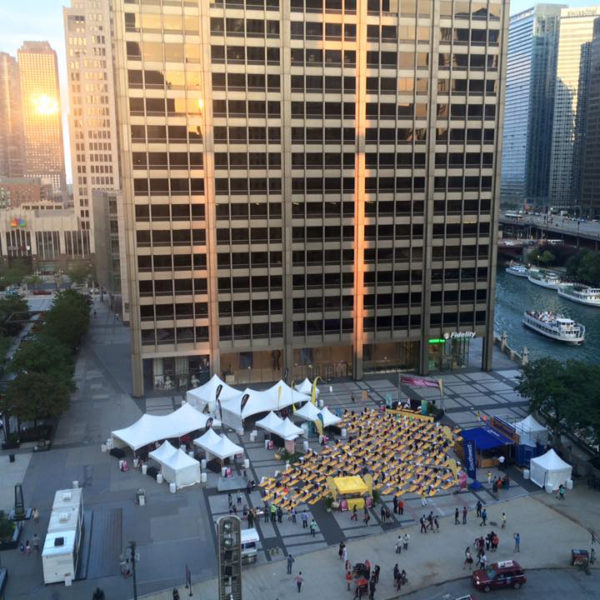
left=494, top=269, right=599, bottom=363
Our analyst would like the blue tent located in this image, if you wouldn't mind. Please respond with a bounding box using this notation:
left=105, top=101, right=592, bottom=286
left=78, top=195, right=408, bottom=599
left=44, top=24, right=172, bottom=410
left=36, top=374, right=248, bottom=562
left=461, top=426, right=513, bottom=450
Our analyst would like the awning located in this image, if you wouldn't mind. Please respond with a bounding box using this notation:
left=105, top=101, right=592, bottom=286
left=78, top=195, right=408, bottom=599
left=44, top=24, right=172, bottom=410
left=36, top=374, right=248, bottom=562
left=333, top=475, right=369, bottom=496
left=461, top=426, right=514, bottom=451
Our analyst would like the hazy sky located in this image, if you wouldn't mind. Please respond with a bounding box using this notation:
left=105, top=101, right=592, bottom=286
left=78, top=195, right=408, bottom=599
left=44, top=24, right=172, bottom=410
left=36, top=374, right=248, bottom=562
left=1, top=0, right=600, bottom=180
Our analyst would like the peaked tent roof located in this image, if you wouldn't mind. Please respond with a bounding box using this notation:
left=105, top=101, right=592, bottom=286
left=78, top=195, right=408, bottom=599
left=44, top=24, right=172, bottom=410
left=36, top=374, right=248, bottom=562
left=531, top=448, right=571, bottom=471
left=148, top=440, right=178, bottom=462
left=263, top=380, right=310, bottom=410
left=111, top=404, right=221, bottom=451
left=318, top=406, right=342, bottom=427
left=255, top=411, right=284, bottom=433
left=193, top=430, right=243, bottom=460
left=515, top=414, right=547, bottom=433
left=271, top=417, right=304, bottom=441
left=294, top=401, right=321, bottom=422
left=149, top=440, right=199, bottom=469
left=186, top=374, right=240, bottom=409
left=294, top=378, right=319, bottom=397
left=193, top=427, right=221, bottom=449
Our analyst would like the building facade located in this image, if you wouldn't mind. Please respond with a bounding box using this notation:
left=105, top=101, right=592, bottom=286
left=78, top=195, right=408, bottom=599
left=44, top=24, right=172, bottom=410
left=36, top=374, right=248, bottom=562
left=92, top=190, right=130, bottom=322
left=549, top=7, right=600, bottom=210
left=500, top=4, right=563, bottom=210
left=17, top=42, right=67, bottom=201
left=0, top=177, right=54, bottom=209
left=0, top=52, right=25, bottom=178
left=581, top=18, right=600, bottom=219
left=64, top=0, right=121, bottom=241
left=113, top=0, right=508, bottom=395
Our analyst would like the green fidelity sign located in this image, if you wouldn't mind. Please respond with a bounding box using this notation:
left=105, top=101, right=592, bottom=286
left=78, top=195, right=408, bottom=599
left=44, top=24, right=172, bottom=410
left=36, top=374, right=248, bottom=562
left=428, top=338, right=446, bottom=345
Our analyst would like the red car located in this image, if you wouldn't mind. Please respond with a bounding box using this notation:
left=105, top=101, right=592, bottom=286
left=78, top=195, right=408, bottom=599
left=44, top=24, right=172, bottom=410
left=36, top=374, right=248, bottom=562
left=472, top=560, right=526, bottom=592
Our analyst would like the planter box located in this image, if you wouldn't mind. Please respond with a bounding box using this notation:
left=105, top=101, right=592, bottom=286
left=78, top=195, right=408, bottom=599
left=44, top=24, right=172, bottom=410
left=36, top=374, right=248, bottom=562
left=0, top=521, right=22, bottom=551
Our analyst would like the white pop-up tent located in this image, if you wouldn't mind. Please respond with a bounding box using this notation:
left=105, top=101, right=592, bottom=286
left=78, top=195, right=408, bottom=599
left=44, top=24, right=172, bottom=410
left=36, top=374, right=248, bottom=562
left=255, top=411, right=284, bottom=436
left=293, top=401, right=321, bottom=422
left=294, top=378, right=320, bottom=398
left=272, top=417, right=304, bottom=441
left=263, top=381, right=310, bottom=411
left=186, top=375, right=241, bottom=413
left=318, top=406, right=342, bottom=428
left=149, top=441, right=201, bottom=488
left=529, top=448, right=572, bottom=490
left=515, top=415, right=549, bottom=447
left=193, top=430, right=243, bottom=461
left=111, top=403, right=221, bottom=451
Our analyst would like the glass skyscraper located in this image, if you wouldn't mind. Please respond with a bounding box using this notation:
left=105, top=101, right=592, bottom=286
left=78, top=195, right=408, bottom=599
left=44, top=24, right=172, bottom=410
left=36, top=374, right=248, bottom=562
left=501, top=4, right=563, bottom=210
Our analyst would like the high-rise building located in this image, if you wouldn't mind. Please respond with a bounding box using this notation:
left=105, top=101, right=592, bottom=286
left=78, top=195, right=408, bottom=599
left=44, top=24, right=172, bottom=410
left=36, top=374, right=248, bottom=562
left=0, top=52, right=25, bottom=178
left=581, top=17, right=600, bottom=219
left=501, top=4, right=563, bottom=210
left=64, top=0, right=121, bottom=242
left=112, top=0, right=508, bottom=396
left=549, top=6, right=600, bottom=209
left=17, top=41, right=67, bottom=201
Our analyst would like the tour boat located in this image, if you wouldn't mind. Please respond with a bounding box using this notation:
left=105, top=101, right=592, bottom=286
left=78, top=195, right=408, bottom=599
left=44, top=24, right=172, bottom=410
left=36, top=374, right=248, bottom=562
left=557, top=284, right=600, bottom=307
left=527, top=269, right=562, bottom=290
left=505, top=264, right=529, bottom=278
left=521, top=311, right=585, bottom=344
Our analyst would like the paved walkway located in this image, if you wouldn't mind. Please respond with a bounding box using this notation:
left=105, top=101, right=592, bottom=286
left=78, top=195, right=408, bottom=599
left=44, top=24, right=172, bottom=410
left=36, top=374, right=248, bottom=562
left=140, top=490, right=598, bottom=600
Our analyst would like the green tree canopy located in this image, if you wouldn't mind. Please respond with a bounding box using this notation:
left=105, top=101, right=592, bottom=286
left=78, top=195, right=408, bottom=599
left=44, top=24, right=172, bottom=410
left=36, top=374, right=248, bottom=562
left=0, top=259, right=31, bottom=288
left=8, top=336, right=75, bottom=392
left=1, top=371, right=71, bottom=427
left=565, top=249, right=600, bottom=286
left=67, top=261, right=93, bottom=285
left=0, top=293, right=28, bottom=337
left=43, top=290, right=90, bottom=351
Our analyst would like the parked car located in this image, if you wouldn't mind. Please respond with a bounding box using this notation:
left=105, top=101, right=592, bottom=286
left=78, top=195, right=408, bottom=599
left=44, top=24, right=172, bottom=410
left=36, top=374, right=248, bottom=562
left=472, top=560, right=526, bottom=592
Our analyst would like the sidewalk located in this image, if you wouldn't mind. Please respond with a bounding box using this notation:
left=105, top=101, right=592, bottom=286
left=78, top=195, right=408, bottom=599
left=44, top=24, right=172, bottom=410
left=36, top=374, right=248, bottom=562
left=140, top=491, right=597, bottom=600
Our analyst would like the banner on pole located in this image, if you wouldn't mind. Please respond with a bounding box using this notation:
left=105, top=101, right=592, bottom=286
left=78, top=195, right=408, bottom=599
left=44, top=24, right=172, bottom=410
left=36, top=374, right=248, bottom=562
left=464, top=438, right=477, bottom=480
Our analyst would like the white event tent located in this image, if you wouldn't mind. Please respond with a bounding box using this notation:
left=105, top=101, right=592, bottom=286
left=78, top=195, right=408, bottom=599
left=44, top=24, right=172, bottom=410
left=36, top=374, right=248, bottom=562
left=293, top=401, right=321, bottom=422
left=294, top=378, right=320, bottom=398
left=193, top=429, right=244, bottom=461
left=186, top=375, right=240, bottom=413
left=264, top=381, right=310, bottom=409
left=111, top=403, right=221, bottom=451
left=256, top=412, right=304, bottom=441
left=515, top=415, right=548, bottom=447
left=529, top=449, right=572, bottom=490
left=149, top=441, right=201, bottom=488
left=318, top=406, right=342, bottom=428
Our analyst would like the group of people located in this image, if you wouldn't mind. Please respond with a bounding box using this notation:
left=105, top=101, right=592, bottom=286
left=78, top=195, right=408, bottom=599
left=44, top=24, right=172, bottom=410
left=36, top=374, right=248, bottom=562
left=259, top=407, right=459, bottom=514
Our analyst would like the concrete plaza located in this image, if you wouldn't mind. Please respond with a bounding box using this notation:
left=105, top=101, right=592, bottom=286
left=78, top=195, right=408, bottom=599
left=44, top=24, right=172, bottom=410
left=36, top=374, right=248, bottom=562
left=0, top=297, right=597, bottom=600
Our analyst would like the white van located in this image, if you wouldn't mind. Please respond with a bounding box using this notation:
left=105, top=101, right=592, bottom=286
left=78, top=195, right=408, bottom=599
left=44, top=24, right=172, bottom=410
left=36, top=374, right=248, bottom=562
left=241, top=528, right=259, bottom=564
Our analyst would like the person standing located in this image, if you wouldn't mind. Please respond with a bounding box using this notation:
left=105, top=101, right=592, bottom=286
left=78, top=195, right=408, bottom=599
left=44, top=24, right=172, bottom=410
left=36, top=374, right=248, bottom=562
left=264, top=502, right=270, bottom=523
left=287, top=553, right=295, bottom=574
left=513, top=532, right=520, bottom=552
left=339, top=542, right=345, bottom=560
left=427, top=511, right=434, bottom=531
left=398, top=499, right=404, bottom=515
left=291, top=508, right=297, bottom=524
left=403, top=533, right=410, bottom=551
left=248, top=508, right=255, bottom=528
left=342, top=544, right=348, bottom=565
left=476, top=500, right=482, bottom=518
left=419, top=516, right=427, bottom=534
left=487, top=472, right=493, bottom=487
left=393, top=496, right=398, bottom=514
left=172, top=589, right=180, bottom=600
left=434, top=516, right=440, bottom=532
left=363, top=512, right=370, bottom=527
left=277, top=506, right=283, bottom=523
left=501, top=512, right=507, bottom=529
left=32, top=507, right=39, bottom=524
left=301, top=510, right=309, bottom=528
left=462, top=506, right=468, bottom=525
left=351, top=506, right=358, bottom=521
left=32, top=533, right=40, bottom=553
left=295, top=572, right=304, bottom=592
left=464, top=547, right=473, bottom=570
left=345, top=569, right=353, bottom=591
left=454, top=507, right=460, bottom=525
left=368, top=575, right=376, bottom=600
left=480, top=508, right=487, bottom=527
left=309, top=519, right=317, bottom=537
left=479, top=552, right=487, bottom=569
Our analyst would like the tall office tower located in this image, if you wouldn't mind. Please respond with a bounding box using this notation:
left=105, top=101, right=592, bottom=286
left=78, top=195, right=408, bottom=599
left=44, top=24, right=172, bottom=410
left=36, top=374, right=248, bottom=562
left=112, top=0, right=508, bottom=396
left=581, top=18, right=600, bottom=219
left=17, top=41, right=67, bottom=201
left=500, top=4, right=563, bottom=210
left=64, top=0, right=121, bottom=240
left=549, top=7, right=600, bottom=210
left=0, top=52, right=25, bottom=178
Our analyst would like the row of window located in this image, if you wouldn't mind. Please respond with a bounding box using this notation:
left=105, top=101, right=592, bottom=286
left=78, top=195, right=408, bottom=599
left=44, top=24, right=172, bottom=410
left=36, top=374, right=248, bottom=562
left=291, top=319, right=354, bottom=337
left=139, top=279, right=208, bottom=296
left=128, top=69, right=201, bottom=90
left=291, top=102, right=356, bottom=119
left=292, top=273, right=354, bottom=288
left=292, top=226, right=354, bottom=242
left=292, top=202, right=355, bottom=218
left=132, top=151, right=204, bottom=169
left=431, top=245, right=489, bottom=259
left=140, top=302, right=208, bottom=320
left=212, top=0, right=279, bottom=10
left=216, top=202, right=282, bottom=220
left=218, top=275, right=282, bottom=293
left=133, top=178, right=204, bottom=195
left=141, top=327, right=209, bottom=345
left=218, top=298, right=283, bottom=316
left=215, top=178, right=282, bottom=195
left=215, top=152, right=281, bottom=169
left=364, top=292, right=423, bottom=307
left=212, top=72, right=280, bottom=92
left=363, top=315, right=422, bottom=332
left=219, top=323, right=283, bottom=341
left=129, top=97, right=202, bottom=117
left=217, top=227, right=282, bottom=244
left=213, top=99, right=280, bottom=118
left=210, top=18, right=280, bottom=38
left=217, top=251, right=282, bottom=269
left=437, top=103, right=496, bottom=120
left=136, top=230, right=206, bottom=246
left=134, top=203, right=205, bottom=221
left=365, top=224, right=424, bottom=240
left=292, top=249, right=354, bottom=265
left=131, top=124, right=202, bottom=143
left=432, top=222, right=490, bottom=237
left=137, top=254, right=207, bottom=271
left=211, top=45, right=280, bottom=65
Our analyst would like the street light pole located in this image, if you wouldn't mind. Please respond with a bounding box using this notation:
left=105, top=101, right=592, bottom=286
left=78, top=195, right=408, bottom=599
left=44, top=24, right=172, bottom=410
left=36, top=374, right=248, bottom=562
left=129, top=541, right=138, bottom=600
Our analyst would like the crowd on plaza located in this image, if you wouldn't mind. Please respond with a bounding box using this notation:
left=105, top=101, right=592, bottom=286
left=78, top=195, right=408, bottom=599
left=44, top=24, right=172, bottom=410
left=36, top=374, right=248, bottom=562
left=259, top=407, right=460, bottom=513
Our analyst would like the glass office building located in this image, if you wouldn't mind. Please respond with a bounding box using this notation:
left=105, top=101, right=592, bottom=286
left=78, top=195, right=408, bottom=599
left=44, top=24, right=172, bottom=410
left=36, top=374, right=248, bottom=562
left=112, top=0, right=508, bottom=395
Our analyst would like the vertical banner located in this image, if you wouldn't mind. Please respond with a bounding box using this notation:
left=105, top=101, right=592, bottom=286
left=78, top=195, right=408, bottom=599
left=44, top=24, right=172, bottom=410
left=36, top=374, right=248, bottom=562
left=464, top=438, right=477, bottom=480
